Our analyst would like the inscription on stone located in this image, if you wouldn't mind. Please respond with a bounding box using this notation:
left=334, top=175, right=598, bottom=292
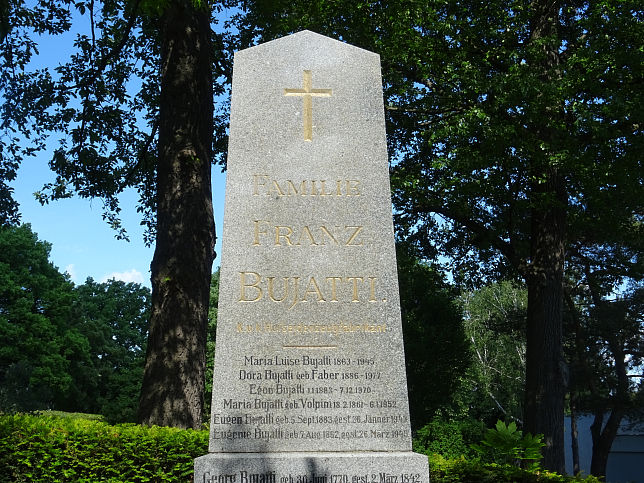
left=196, top=30, right=428, bottom=483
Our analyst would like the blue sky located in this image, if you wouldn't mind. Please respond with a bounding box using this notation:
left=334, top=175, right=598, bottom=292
left=10, top=8, right=228, bottom=287
left=14, top=153, right=226, bottom=288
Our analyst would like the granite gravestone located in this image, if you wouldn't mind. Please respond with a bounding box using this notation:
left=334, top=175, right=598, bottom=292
left=195, top=30, right=429, bottom=483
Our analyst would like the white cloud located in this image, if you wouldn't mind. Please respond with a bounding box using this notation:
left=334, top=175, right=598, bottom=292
left=65, top=264, right=78, bottom=282
left=101, top=268, right=145, bottom=284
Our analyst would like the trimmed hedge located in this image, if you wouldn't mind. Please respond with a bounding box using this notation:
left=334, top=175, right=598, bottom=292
left=0, top=413, right=602, bottom=483
left=0, top=412, right=207, bottom=482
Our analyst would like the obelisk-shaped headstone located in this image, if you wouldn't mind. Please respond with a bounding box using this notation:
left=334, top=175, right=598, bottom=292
left=195, top=30, right=429, bottom=483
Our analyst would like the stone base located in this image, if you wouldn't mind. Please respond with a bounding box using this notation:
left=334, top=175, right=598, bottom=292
left=195, top=452, right=429, bottom=483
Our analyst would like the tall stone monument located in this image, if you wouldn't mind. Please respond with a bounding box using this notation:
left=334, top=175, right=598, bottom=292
left=195, top=30, right=429, bottom=483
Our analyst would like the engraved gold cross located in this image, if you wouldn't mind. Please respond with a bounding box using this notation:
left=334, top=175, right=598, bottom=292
left=284, top=70, right=332, bottom=141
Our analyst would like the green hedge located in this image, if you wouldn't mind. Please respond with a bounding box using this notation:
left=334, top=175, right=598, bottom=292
left=413, top=418, right=485, bottom=459
left=0, top=413, right=602, bottom=483
left=0, top=412, right=208, bottom=482
left=427, top=454, right=603, bottom=482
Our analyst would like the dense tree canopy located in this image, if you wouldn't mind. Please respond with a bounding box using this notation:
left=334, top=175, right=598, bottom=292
left=396, top=245, right=470, bottom=428
left=74, top=277, right=150, bottom=422
left=0, top=224, right=78, bottom=410
left=0, top=224, right=151, bottom=421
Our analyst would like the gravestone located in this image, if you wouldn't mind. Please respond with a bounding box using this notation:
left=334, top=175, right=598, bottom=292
left=195, top=30, right=429, bottom=483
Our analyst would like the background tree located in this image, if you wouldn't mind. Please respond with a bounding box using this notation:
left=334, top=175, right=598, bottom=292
left=396, top=245, right=469, bottom=428
left=586, top=288, right=643, bottom=477
left=562, top=198, right=643, bottom=477
left=73, top=278, right=150, bottom=423
left=1, top=0, right=235, bottom=427
left=564, top=269, right=643, bottom=476
left=0, top=224, right=81, bottom=411
left=460, top=281, right=527, bottom=426
left=0, top=224, right=153, bottom=420
left=203, top=269, right=219, bottom=421
left=238, top=0, right=644, bottom=470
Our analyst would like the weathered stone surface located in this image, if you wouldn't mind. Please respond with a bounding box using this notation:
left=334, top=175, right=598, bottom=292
left=195, top=453, right=428, bottom=483
left=196, top=29, right=428, bottom=483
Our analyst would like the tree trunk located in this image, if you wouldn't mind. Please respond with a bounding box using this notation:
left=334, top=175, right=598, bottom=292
left=524, top=169, right=567, bottom=473
left=570, top=398, right=580, bottom=475
left=523, top=0, right=567, bottom=472
left=589, top=406, right=625, bottom=478
left=588, top=334, right=628, bottom=477
left=586, top=279, right=629, bottom=477
left=589, top=409, right=624, bottom=478
left=138, top=0, right=215, bottom=429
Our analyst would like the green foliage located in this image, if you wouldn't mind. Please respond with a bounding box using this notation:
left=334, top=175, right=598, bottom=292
left=0, top=224, right=77, bottom=411
left=413, top=418, right=548, bottom=472
left=0, top=412, right=602, bottom=483
left=0, top=224, right=151, bottom=421
left=0, top=412, right=208, bottom=482
left=38, top=410, right=106, bottom=421
left=203, top=269, right=219, bottom=420
left=73, top=278, right=151, bottom=423
left=459, top=282, right=527, bottom=425
left=472, top=420, right=545, bottom=471
left=412, top=417, right=484, bottom=459
left=427, top=454, right=603, bottom=483
left=396, top=245, right=470, bottom=427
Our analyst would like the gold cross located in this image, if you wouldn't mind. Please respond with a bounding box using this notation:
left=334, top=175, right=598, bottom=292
left=284, top=70, right=332, bottom=141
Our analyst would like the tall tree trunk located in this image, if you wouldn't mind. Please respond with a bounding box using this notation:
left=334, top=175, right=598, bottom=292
left=138, top=0, right=215, bottom=429
left=523, top=0, right=567, bottom=472
left=524, top=169, right=567, bottom=473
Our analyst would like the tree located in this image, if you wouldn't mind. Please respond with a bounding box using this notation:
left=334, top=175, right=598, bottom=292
left=562, top=193, right=643, bottom=476
left=137, top=0, right=216, bottom=430
left=460, top=281, right=527, bottom=426
left=0, top=225, right=154, bottom=419
left=203, top=269, right=219, bottom=420
left=238, top=0, right=643, bottom=471
left=396, top=245, right=470, bottom=428
left=565, top=273, right=643, bottom=476
left=1, top=0, right=232, bottom=427
left=0, top=224, right=79, bottom=410
left=74, top=278, right=150, bottom=423
left=585, top=289, right=643, bottom=477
